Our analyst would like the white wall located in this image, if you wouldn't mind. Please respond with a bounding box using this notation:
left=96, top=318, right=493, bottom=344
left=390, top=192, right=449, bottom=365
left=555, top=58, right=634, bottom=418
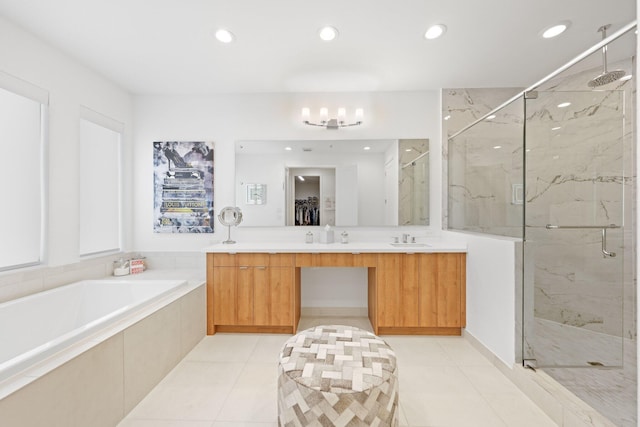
left=446, top=230, right=518, bottom=366
left=133, top=91, right=441, bottom=251
left=0, top=15, right=133, bottom=267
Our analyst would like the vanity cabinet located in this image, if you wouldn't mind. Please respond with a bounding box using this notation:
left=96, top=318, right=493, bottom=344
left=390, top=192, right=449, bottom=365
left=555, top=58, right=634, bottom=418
left=208, top=253, right=296, bottom=334
left=376, top=253, right=466, bottom=335
left=207, top=251, right=465, bottom=336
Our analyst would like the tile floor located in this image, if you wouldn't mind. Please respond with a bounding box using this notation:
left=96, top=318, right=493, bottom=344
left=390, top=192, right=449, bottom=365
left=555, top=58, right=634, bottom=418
left=118, top=317, right=557, bottom=427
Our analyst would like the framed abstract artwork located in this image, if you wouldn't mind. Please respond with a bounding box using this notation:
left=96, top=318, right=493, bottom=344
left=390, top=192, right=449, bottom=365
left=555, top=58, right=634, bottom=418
left=153, top=141, right=214, bottom=233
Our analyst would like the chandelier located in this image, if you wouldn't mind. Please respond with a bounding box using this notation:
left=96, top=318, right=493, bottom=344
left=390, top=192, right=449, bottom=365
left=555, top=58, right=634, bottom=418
left=301, top=107, right=363, bottom=129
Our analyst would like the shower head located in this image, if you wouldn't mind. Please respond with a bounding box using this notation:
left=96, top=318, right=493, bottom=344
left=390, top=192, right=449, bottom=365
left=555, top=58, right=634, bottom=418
left=588, top=69, right=626, bottom=88
left=588, top=24, right=626, bottom=88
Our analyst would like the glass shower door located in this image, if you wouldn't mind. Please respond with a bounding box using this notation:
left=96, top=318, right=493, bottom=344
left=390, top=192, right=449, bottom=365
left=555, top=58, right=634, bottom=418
left=523, top=89, right=626, bottom=368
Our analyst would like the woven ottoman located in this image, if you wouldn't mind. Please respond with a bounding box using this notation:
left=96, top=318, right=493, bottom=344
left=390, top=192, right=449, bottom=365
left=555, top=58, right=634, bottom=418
left=277, top=325, right=398, bottom=426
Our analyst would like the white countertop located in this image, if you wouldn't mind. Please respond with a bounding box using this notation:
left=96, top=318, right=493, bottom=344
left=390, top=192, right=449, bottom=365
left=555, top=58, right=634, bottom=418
left=202, top=239, right=466, bottom=253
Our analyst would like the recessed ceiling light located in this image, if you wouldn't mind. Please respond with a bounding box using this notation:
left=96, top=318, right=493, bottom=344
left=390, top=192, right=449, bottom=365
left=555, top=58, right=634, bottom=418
left=493, top=145, right=502, bottom=149
left=285, top=146, right=292, bottom=151
left=214, top=28, right=235, bottom=43
left=363, top=146, right=371, bottom=151
left=557, top=102, right=571, bottom=108
left=319, top=26, right=339, bottom=41
left=425, top=24, right=447, bottom=40
left=551, top=126, right=562, bottom=130
left=541, top=21, right=571, bottom=39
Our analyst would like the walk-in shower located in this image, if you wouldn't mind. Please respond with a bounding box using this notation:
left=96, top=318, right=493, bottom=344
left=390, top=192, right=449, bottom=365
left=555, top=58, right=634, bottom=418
left=446, top=21, right=636, bottom=426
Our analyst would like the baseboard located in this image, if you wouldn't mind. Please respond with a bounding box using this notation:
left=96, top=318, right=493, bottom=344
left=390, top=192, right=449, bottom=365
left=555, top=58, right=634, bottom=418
left=462, top=330, right=617, bottom=427
left=300, top=307, right=368, bottom=317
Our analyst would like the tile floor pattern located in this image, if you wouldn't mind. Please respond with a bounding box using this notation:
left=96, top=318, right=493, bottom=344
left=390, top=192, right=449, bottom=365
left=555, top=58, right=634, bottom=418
left=118, top=317, right=557, bottom=427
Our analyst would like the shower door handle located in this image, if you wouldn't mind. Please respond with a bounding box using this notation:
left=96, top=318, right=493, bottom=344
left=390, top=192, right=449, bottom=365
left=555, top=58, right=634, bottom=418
left=545, top=224, right=620, bottom=257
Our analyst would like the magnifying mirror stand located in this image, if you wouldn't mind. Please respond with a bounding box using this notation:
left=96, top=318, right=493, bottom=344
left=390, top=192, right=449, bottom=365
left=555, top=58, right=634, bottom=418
left=218, top=206, right=243, bottom=245
left=222, top=225, right=235, bottom=244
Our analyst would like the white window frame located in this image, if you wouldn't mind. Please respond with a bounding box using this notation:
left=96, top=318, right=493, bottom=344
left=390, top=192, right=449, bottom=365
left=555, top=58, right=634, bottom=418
left=0, top=71, right=48, bottom=272
left=78, top=107, right=123, bottom=257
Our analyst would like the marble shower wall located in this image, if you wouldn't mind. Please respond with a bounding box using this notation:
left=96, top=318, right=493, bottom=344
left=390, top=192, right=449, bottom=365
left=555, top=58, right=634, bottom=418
left=446, top=95, right=524, bottom=238
left=442, top=88, right=524, bottom=237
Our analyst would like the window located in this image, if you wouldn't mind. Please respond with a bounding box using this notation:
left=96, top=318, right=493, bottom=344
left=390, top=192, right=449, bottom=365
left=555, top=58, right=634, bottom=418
left=0, top=72, right=47, bottom=271
left=78, top=108, right=123, bottom=256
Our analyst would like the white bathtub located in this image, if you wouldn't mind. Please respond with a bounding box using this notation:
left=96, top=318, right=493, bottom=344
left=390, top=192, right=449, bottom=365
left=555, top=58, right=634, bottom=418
left=0, top=279, right=189, bottom=383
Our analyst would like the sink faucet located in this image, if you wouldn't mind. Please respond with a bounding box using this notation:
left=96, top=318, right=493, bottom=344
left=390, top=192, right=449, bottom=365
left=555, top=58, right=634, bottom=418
left=402, top=233, right=410, bottom=243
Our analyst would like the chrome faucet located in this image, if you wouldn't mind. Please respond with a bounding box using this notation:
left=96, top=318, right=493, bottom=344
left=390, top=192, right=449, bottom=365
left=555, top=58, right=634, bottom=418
left=402, top=233, right=410, bottom=243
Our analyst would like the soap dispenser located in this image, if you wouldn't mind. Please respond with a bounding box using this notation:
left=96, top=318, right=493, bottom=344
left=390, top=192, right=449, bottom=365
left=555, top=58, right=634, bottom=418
left=341, top=231, right=349, bottom=244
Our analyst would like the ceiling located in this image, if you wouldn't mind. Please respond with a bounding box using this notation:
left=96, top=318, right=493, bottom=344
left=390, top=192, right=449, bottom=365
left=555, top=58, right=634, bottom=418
left=0, top=0, right=635, bottom=95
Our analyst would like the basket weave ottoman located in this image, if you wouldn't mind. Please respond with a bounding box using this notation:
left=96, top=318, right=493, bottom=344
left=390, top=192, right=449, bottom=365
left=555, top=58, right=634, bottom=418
left=277, top=325, right=398, bottom=426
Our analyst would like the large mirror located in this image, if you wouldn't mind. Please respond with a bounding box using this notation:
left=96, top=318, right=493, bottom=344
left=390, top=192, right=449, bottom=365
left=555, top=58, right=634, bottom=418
left=235, top=139, right=429, bottom=227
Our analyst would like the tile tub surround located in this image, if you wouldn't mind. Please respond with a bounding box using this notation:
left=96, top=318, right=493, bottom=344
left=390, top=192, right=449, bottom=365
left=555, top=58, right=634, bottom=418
left=0, top=251, right=207, bottom=305
left=0, top=271, right=205, bottom=427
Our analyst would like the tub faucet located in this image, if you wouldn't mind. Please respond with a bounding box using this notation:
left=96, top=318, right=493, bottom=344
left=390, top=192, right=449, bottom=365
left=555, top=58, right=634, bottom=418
left=402, top=233, right=410, bottom=243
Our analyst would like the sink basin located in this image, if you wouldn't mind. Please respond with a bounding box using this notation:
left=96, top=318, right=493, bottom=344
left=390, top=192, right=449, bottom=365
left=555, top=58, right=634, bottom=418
left=390, top=243, right=430, bottom=247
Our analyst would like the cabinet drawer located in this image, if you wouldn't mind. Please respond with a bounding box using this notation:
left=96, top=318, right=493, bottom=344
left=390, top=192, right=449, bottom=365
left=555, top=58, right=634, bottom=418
left=268, top=253, right=295, bottom=267
left=237, top=253, right=270, bottom=267
left=351, top=253, right=377, bottom=267
left=295, top=253, right=377, bottom=267
left=212, top=253, right=236, bottom=266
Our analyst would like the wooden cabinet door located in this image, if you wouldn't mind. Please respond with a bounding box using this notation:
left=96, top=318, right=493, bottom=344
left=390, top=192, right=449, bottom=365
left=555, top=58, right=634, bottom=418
left=236, top=266, right=255, bottom=325
left=376, top=254, right=402, bottom=327
left=253, top=266, right=270, bottom=325
left=419, top=254, right=438, bottom=327
left=213, top=266, right=236, bottom=325
left=377, top=254, right=420, bottom=327
left=399, top=254, right=420, bottom=327
left=436, top=253, right=462, bottom=327
left=268, top=267, right=294, bottom=326
left=418, top=253, right=463, bottom=328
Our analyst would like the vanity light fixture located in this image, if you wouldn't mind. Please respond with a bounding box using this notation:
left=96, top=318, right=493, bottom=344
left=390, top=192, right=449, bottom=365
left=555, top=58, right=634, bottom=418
left=302, top=107, right=363, bottom=129
left=214, top=28, right=235, bottom=43
left=425, top=24, right=447, bottom=40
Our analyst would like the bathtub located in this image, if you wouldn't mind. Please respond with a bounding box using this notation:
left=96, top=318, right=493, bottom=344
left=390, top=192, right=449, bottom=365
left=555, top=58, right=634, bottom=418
left=0, top=273, right=205, bottom=426
left=0, top=278, right=190, bottom=383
